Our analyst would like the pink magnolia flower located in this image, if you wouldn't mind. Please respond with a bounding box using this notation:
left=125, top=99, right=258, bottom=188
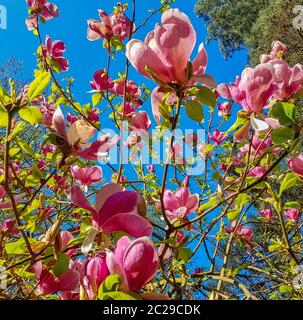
left=248, top=165, right=267, bottom=178
left=112, top=80, right=141, bottom=101
left=147, top=164, right=155, bottom=173
left=52, top=107, right=118, bottom=161
left=35, top=96, right=56, bottom=127
left=71, top=165, right=102, bottom=192
left=67, top=113, right=78, bottom=125
left=240, top=135, right=272, bottom=157
left=261, top=209, right=273, bottom=221
left=60, top=231, right=76, bottom=257
left=288, top=153, right=303, bottom=177
left=0, top=219, right=19, bottom=235
left=106, top=236, right=159, bottom=292
left=151, top=87, right=177, bottom=123
left=260, top=41, right=288, bottom=63
left=131, top=111, right=151, bottom=131
left=87, top=108, right=100, bottom=123
left=218, top=101, right=232, bottom=117
left=42, top=36, right=69, bottom=72
left=284, top=208, right=300, bottom=222
left=25, top=0, right=59, bottom=31
left=225, top=222, right=254, bottom=243
left=209, top=130, right=227, bottom=146
left=126, top=9, right=212, bottom=86
left=0, top=186, right=24, bottom=209
left=32, top=260, right=80, bottom=295
left=82, top=253, right=109, bottom=299
left=217, top=63, right=276, bottom=113
left=41, top=144, right=56, bottom=155
left=71, top=183, right=153, bottom=241
left=270, top=59, right=303, bottom=100
left=163, top=187, right=199, bottom=221
left=87, top=7, right=132, bottom=42
left=90, top=69, right=114, bottom=92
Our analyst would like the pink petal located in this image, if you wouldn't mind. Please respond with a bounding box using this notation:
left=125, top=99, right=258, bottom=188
left=95, top=183, right=123, bottom=212
left=101, top=212, right=153, bottom=237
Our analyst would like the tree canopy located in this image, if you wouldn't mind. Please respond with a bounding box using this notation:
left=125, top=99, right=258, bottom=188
left=195, top=0, right=303, bottom=66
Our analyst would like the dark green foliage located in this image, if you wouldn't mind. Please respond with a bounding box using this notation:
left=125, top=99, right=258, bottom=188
left=195, top=0, right=303, bottom=66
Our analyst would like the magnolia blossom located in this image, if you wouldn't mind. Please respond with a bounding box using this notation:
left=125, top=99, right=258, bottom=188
left=87, top=108, right=100, bottom=123
left=71, top=183, right=153, bottom=254
left=41, top=36, right=69, bottom=72
left=260, top=41, right=288, bottom=63
left=225, top=222, right=254, bottom=243
left=0, top=186, right=24, bottom=209
left=288, top=154, right=303, bottom=177
left=0, top=219, right=19, bottom=235
left=26, top=0, right=59, bottom=31
left=284, top=208, right=300, bottom=222
left=90, top=69, right=114, bottom=92
left=163, top=187, right=199, bottom=221
left=126, top=9, right=216, bottom=122
left=32, top=260, right=80, bottom=295
left=82, top=254, right=109, bottom=299
left=261, top=209, right=273, bottom=221
left=87, top=7, right=132, bottom=42
left=240, top=135, right=272, bottom=157
left=209, top=130, right=227, bottom=146
left=112, top=80, right=141, bottom=103
left=131, top=111, right=151, bottom=131
left=106, top=236, right=159, bottom=292
left=217, top=63, right=276, bottom=113
left=218, top=101, right=232, bottom=117
left=52, top=107, right=118, bottom=161
left=71, top=165, right=102, bottom=192
left=248, top=165, right=267, bottom=178
left=270, top=59, right=303, bottom=100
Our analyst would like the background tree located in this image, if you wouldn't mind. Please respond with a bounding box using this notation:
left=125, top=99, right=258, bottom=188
left=195, top=0, right=303, bottom=66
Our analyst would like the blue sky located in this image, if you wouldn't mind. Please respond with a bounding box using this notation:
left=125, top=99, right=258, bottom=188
left=0, top=0, right=247, bottom=97
left=0, top=0, right=249, bottom=270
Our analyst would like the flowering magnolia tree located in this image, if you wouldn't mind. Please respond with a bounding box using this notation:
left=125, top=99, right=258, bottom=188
left=0, top=0, right=303, bottom=300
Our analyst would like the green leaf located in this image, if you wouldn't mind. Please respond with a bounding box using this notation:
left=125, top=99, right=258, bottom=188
left=235, top=193, right=252, bottom=208
left=271, top=127, right=295, bottom=144
left=99, top=291, right=141, bottom=300
left=53, top=254, right=70, bottom=277
left=199, top=197, right=219, bottom=212
left=0, top=109, right=8, bottom=128
left=92, top=93, right=103, bottom=106
left=17, top=141, right=36, bottom=157
left=227, top=209, right=240, bottom=221
left=196, top=86, right=216, bottom=108
left=19, top=106, right=43, bottom=125
left=227, top=111, right=247, bottom=132
left=284, top=202, right=301, bottom=209
left=0, top=85, right=10, bottom=107
left=27, top=71, right=51, bottom=102
left=5, top=238, right=35, bottom=255
left=99, top=274, right=121, bottom=294
left=278, top=173, right=298, bottom=197
left=270, top=102, right=296, bottom=126
left=7, top=122, right=26, bottom=141
left=25, top=174, right=40, bottom=187
left=279, top=285, right=293, bottom=295
left=178, top=247, right=192, bottom=262
left=185, top=100, right=204, bottom=122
